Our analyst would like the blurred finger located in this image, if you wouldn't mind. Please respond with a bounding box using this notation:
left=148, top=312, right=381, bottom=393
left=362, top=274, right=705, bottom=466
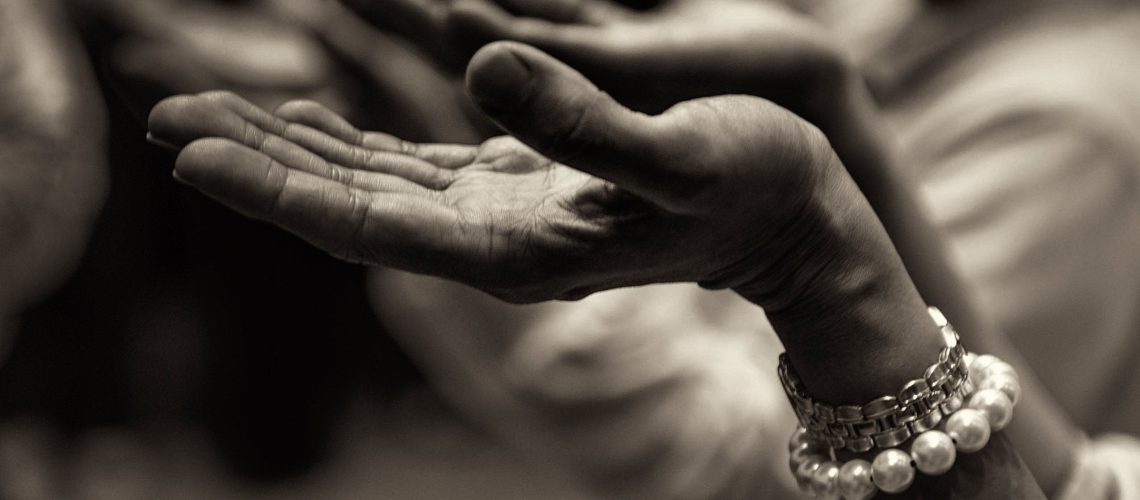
left=448, top=0, right=624, bottom=63
left=492, top=0, right=629, bottom=24
left=339, top=0, right=450, bottom=60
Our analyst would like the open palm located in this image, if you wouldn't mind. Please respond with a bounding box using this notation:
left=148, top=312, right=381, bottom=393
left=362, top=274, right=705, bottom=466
left=148, top=42, right=873, bottom=306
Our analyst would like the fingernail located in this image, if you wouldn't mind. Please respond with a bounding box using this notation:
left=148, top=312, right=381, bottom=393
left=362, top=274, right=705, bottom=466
left=466, top=43, right=532, bottom=109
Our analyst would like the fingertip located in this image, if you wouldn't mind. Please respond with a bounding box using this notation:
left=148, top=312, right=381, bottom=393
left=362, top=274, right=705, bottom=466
left=148, top=94, right=254, bottom=150
left=147, top=94, right=200, bottom=147
left=174, top=137, right=267, bottom=191
left=466, top=41, right=535, bottom=112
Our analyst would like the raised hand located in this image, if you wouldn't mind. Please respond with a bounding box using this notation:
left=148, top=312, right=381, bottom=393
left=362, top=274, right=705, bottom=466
left=95, top=0, right=479, bottom=143
left=343, top=0, right=846, bottom=118
left=148, top=41, right=892, bottom=309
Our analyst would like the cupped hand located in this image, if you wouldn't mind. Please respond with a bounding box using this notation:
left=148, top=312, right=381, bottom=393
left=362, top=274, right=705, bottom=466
left=147, top=42, right=867, bottom=306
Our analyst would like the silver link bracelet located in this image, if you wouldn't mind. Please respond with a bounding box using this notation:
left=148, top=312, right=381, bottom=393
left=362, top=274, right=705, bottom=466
left=777, top=307, right=973, bottom=453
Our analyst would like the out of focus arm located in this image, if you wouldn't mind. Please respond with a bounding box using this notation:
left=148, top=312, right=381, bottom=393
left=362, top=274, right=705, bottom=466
left=0, top=0, right=107, bottom=337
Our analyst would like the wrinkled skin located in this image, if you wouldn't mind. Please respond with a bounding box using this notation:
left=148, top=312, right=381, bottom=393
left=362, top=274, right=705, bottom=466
left=146, top=42, right=872, bottom=307
left=0, top=0, right=107, bottom=315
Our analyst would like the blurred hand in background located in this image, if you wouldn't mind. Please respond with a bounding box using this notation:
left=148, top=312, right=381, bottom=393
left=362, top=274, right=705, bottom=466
left=82, top=0, right=483, bottom=143
left=0, top=0, right=107, bottom=344
left=342, top=0, right=846, bottom=119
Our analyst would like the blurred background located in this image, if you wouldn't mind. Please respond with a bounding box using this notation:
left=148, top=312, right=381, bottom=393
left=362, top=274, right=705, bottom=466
left=0, top=0, right=582, bottom=498
left=5, top=0, right=1140, bottom=498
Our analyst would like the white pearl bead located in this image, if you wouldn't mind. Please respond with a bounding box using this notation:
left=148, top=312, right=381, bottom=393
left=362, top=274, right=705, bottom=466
left=979, top=373, right=1021, bottom=406
left=871, top=448, right=915, bottom=494
left=789, top=441, right=827, bottom=467
left=970, top=354, right=1000, bottom=375
left=946, top=408, right=992, bottom=453
left=968, top=389, right=1014, bottom=431
left=911, top=430, right=957, bottom=475
left=789, top=427, right=811, bottom=453
left=979, top=361, right=1019, bottom=382
left=812, top=461, right=842, bottom=499
left=838, top=459, right=877, bottom=500
left=962, top=353, right=977, bottom=371
left=943, top=392, right=965, bottom=413
left=796, top=457, right=823, bottom=493
left=961, top=378, right=976, bottom=397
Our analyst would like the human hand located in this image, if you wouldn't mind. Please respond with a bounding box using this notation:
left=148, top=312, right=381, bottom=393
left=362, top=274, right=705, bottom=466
left=0, top=0, right=107, bottom=313
left=344, top=0, right=848, bottom=118
left=96, top=0, right=479, bottom=143
left=148, top=41, right=892, bottom=310
left=457, top=0, right=847, bottom=116
left=147, top=41, right=873, bottom=306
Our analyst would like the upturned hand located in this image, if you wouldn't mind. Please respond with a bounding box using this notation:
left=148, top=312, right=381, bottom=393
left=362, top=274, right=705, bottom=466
left=148, top=42, right=888, bottom=309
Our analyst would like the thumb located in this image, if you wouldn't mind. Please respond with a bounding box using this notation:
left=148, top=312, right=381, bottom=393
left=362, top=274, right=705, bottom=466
left=465, top=41, right=695, bottom=210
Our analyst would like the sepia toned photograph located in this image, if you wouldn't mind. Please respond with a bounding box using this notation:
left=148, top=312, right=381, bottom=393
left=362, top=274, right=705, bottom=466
left=1, top=0, right=1138, bottom=498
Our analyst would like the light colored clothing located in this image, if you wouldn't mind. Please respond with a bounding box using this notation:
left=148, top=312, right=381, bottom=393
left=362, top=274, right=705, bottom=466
left=370, top=272, right=801, bottom=499
left=818, top=0, right=1140, bottom=495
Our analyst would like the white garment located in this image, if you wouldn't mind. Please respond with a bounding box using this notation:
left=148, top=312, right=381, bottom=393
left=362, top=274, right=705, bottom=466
left=821, top=0, right=1140, bottom=496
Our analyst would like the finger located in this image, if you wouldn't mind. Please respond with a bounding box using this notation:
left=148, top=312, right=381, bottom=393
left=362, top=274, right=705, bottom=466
left=273, top=99, right=363, bottom=144
left=364, top=134, right=479, bottom=169
left=448, top=0, right=625, bottom=64
left=339, top=0, right=450, bottom=60
left=149, top=95, right=440, bottom=193
left=175, top=137, right=467, bottom=271
left=274, top=99, right=479, bottom=169
left=154, top=92, right=454, bottom=188
left=491, top=0, right=629, bottom=24
left=255, top=133, right=441, bottom=195
left=197, top=90, right=296, bottom=140
left=466, top=41, right=695, bottom=210
left=148, top=94, right=255, bottom=149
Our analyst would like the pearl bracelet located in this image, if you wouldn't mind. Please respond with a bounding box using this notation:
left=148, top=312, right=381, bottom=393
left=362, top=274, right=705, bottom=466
left=786, top=348, right=1022, bottom=499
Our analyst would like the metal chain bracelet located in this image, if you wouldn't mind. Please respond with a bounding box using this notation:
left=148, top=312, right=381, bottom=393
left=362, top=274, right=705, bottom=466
left=777, top=307, right=971, bottom=452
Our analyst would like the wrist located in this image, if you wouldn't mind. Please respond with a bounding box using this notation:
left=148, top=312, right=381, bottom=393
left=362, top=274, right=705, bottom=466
left=731, top=151, right=944, bottom=403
